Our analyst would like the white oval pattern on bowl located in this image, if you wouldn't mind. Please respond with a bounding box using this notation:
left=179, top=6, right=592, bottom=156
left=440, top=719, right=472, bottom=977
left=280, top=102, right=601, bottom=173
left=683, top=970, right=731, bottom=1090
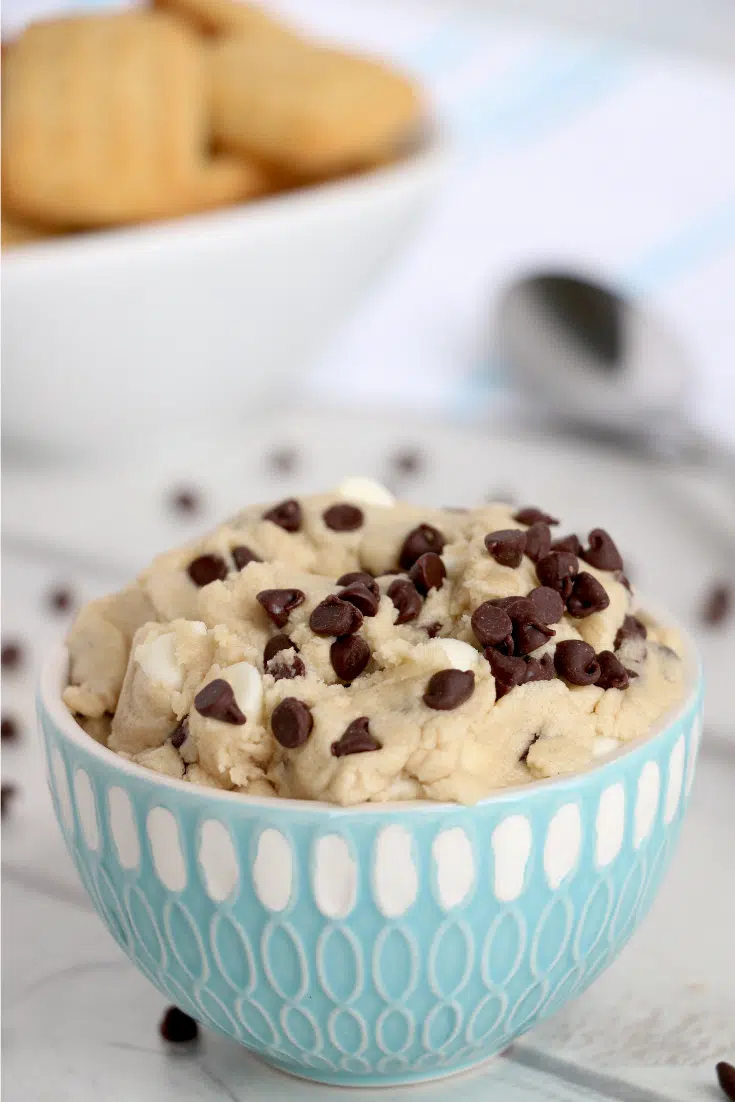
left=544, top=804, right=581, bottom=889
left=253, top=829, right=292, bottom=912
left=313, top=835, right=357, bottom=919
left=108, top=785, right=140, bottom=870
left=432, top=828, right=474, bottom=910
left=373, top=825, right=417, bottom=918
left=595, top=783, right=625, bottom=868
left=147, top=807, right=187, bottom=892
left=198, top=819, right=238, bottom=903
left=491, top=815, right=532, bottom=902
left=664, top=736, right=685, bottom=824
left=73, top=768, right=99, bottom=851
left=634, top=761, right=660, bottom=848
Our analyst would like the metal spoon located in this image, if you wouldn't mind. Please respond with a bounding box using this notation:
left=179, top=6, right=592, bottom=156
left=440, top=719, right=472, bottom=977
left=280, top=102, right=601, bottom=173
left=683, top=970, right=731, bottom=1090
left=494, top=271, right=735, bottom=484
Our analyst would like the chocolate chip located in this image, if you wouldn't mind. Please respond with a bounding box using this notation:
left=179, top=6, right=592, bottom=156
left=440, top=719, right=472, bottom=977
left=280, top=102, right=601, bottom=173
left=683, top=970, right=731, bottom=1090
left=47, top=586, right=74, bottom=613
left=391, top=448, right=423, bottom=475
left=423, top=669, right=475, bottom=710
left=263, top=634, right=299, bottom=664
left=409, top=552, right=446, bottom=595
left=323, top=503, right=364, bottom=532
left=490, top=596, right=538, bottom=624
left=387, top=578, right=423, bottom=624
left=187, top=554, right=228, bottom=587
left=484, top=529, right=526, bottom=568
left=701, top=582, right=732, bottom=627
left=425, top=622, right=443, bottom=638
left=330, top=636, right=370, bottom=681
left=519, top=733, right=539, bottom=763
left=485, top=650, right=527, bottom=698
left=268, top=654, right=306, bottom=681
left=596, top=651, right=630, bottom=690
left=1, top=716, right=20, bottom=741
left=566, top=572, right=610, bottom=618
left=551, top=534, right=582, bottom=556
left=339, top=582, right=380, bottom=617
left=536, top=551, right=579, bottom=599
left=194, top=679, right=246, bottom=724
left=170, top=717, right=189, bottom=749
left=527, top=586, right=564, bottom=624
left=267, top=446, right=298, bottom=475
left=331, top=716, right=381, bottom=757
left=581, top=528, right=623, bottom=572
left=514, top=507, right=559, bottom=526
left=399, top=524, right=445, bottom=569
left=160, top=1006, right=198, bottom=1044
left=1, top=642, right=23, bottom=671
left=256, top=588, right=305, bottom=628
left=169, top=487, right=200, bottom=515
left=513, top=621, right=555, bottom=656
left=523, top=523, right=552, bottom=564
left=716, top=1061, right=735, bottom=1101
left=471, top=602, right=513, bottom=648
left=522, top=653, right=555, bottom=683
left=614, top=615, right=647, bottom=650
left=554, top=640, right=601, bottom=685
left=271, top=698, right=313, bottom=749
left=309, top=596, right=363, bottom=636
left=337, top=572, right=378, bottom=595
left=1, top=782, right=17, bottom=818
left=232, top=545, right=261, bottom=571
left=263, top=498, right=302, bottom=532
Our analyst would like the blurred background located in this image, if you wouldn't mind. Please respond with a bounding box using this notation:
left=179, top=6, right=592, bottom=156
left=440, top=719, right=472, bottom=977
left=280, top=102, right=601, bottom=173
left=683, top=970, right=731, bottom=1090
left=2, top=1, right=735, bottom=1097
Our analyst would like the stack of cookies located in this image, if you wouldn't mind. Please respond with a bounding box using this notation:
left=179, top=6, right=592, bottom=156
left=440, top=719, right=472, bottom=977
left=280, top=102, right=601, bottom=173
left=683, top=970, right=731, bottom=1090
left=1, top=0, right=422, bottom=246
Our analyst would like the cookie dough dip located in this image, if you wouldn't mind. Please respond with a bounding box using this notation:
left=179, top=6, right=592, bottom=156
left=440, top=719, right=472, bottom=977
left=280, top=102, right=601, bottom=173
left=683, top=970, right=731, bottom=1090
left=64, top=480, right=687, bottom=806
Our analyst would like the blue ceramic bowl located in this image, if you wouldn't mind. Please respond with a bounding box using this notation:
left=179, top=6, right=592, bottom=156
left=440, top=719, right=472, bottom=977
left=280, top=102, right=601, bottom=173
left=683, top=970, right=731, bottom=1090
left=39, top=644, right=703, bottom=1087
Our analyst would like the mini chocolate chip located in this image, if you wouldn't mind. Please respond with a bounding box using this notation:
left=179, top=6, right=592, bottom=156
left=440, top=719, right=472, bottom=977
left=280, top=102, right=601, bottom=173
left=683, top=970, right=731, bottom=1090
left=614, top=615, right=648, bottom=650
left=716, top=1061, right=735, bottom=1101
left=701, top=582, right=732, bottom=627
left=387, top=578, right=423, bottom=624
left=581, top=528, right=623, bottom=571
left=331, top=716, right=381, bottom=757
left=552, top=534, right=582, bottom=555
left=423, top=669, right=475, bottom=710
left=1, top=642, right=23, bottom=671
left=1, top=716, right=20, bottom=741
left=425, top=622, right=443, bottom=638
left=339, top=582, right=380, bottom=617
left=271, top=697, right=313, bottom=748
left=268, top=654, right=306, bottom=681
left=514, top=507, right=559, bottom=526
left=566, top=572, right=610, bottom=618
left=1, top=782, right=17, bottom=817
left=48, top=586, right=74, bottom=613
left=160, top=1006, right=198, bottom=1044
left=484, top=529, right=526, bottom=568
left=471, top=602, right=513, bottom=648
left=263, top=634, right=299, bottom=664
left=399, top=524, right=445, bottom=569
left=232, top=545, right=261, bottom=571
left=170, top=717, right=189, bottom=749
left=187, top=554, right=228, bottom=587
left=267, top=446, right=298, bottom=474
left=554, top=640, right=601, bottom=685
left=194, top=679, right=246, bottom=724
left=513, top=621, right=555, bottom=656
left=310, top=596, right=363, bottom=636
left=263, top=498, right=302, bottom=532
left=169, top=487, right=200, bottom=515
left=527, top=586, right=564, bottom=625
left=256, top=588, right=305, bottom=628
left=391, top=448, right=423, bottom=475
left=523, top=523, right=552, bottom=563
left=485, top=650, right=526, bottom=698
left=536, top=551, right=579, bottom=599
left=409, top=552, right=446, bottom=595
left=337, top=572, right=378, bottom=596
left=323, top=503, right=364, bottom=532
left=522, top=653, right=555, bottom=683
left=330, top=635, right=370, bottom=681
left=596, top=651, right=630, bottom=690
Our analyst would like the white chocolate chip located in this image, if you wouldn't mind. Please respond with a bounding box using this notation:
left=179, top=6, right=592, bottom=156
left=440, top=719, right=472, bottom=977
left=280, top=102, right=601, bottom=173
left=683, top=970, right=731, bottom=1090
left=134, top=632, right=184, bottom=691
left=433, top=638, right=479, bottom=672
left=336, top=477, right=395, bottom=508
left=224, top=661, right=263, bottom=722
left=592, top=736, right=621, bottom=759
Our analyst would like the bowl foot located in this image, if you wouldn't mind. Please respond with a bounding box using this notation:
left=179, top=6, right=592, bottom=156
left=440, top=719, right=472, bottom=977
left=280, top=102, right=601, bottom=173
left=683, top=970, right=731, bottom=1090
left=254, top=1048, right=503, bottom=1089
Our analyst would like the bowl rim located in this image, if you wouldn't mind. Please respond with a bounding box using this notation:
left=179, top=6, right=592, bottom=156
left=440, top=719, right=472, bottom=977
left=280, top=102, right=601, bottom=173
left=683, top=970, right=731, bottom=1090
left=3, top=128, right=449, bottom=270
left=40, top=634, right=702, bottom=816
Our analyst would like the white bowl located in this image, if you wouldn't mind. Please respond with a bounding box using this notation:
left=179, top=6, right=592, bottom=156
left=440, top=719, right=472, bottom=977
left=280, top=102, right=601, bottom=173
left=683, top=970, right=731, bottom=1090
left=2, top=135, right=447, bottom=460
